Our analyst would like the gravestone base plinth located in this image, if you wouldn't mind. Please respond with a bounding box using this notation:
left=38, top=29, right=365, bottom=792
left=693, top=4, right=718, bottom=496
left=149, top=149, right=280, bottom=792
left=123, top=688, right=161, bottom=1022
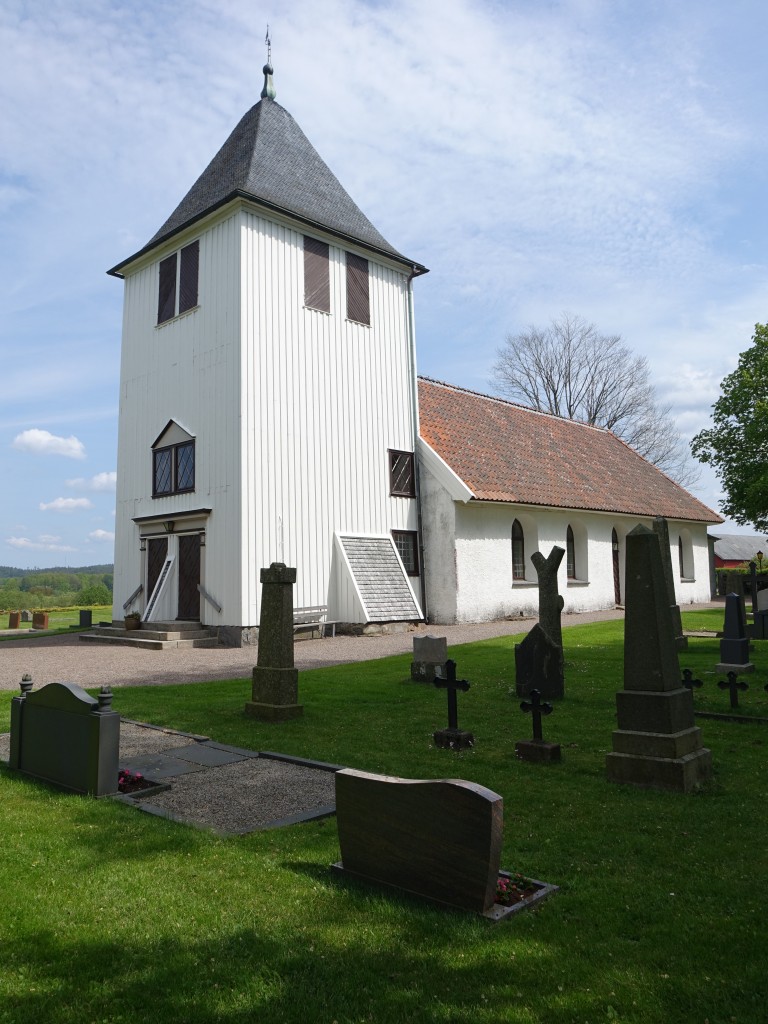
left=606, top=746, right=712, bottom=793
left=244, top=700, right=303, bottom=722
left=246, top=666, right=303, bottom=722
left=715, top=662, right=754, bottom=674
left=515, top=739, right=561, bottom=764
left=433, top=728, right=474, bottom=750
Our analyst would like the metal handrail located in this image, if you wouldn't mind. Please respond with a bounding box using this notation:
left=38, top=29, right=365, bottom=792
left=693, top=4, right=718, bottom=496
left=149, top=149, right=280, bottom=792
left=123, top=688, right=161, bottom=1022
left=198, top=584, right=222, bottom=614
left=122, top=584, right=143, bottom=612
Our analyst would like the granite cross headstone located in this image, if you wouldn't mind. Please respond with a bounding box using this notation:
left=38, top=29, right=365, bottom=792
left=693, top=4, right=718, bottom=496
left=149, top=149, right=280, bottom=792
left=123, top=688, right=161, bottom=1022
left=531, top=546, right=565, bottom=651
left=681, top=669, right=703, bottom=693
left=606, top=525, right=712, bottom=792
left=515, top=687, right=561, bottom=763
left=245, top=563, right=303, bottom=721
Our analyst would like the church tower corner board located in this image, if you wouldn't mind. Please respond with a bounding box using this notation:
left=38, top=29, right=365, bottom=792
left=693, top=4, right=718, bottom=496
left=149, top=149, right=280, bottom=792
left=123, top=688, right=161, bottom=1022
left=108, top=63, right=428, bottom=644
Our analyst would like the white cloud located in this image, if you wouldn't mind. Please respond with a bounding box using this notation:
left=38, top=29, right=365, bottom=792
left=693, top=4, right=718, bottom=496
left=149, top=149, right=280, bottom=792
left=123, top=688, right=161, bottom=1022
left=89, top=529, right=115, bottom=542
left=66, top=471, right=117, bottom=492
left=7, top=535, right=76, bottom=552
left=39, top=497, right=94, bottom=512
left=12, top=428, right=86, bottom=459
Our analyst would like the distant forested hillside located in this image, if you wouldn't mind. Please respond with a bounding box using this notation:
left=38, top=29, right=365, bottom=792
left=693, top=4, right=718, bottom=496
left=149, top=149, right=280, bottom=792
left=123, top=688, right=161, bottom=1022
left=0, top=565, right=114, bottom=611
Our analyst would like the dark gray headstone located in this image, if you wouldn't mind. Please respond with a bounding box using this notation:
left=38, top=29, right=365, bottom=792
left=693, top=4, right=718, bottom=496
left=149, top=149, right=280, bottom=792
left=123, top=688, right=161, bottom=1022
left=717, top=593, right=753, bottom=671
left=21, top=610, right=32, bottom=623
left=9, top=682, right=120, bottom=796
left=652, top=517, right=687, bottom=650
left=515, top=623, right=564, bottom=698
left=606, top=525, right=712, bottom=792
left=245, top=563, right=303, bottom=721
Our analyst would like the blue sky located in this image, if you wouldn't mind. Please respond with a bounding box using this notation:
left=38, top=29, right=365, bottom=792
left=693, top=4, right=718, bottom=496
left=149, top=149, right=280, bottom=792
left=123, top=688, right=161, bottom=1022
left=1, top=0, right=767, bottom=569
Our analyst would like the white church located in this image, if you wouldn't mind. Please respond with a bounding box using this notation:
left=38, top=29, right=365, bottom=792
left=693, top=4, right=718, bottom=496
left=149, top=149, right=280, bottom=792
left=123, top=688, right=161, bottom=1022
left=108, top=64, right=721, bottom=644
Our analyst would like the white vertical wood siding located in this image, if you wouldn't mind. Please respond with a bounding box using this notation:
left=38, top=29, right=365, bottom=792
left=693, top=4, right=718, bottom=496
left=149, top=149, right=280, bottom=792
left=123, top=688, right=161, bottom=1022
left=113, top=214, right=242, bottom=622
left=239, top=210, right=419, bottom=623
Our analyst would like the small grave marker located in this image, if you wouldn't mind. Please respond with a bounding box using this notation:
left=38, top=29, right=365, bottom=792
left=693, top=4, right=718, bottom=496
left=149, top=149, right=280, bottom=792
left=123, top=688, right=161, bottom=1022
left=515, top=688, right=561, bottom=763
left=433, top=659, right=473, bottom=749
left=411, top=634, right=447, bottom=683
left=32, top=612, right=49, bottom=630
left=716, top=593, right=754, bottom=673
left=718, top=671, right=749, bottom=709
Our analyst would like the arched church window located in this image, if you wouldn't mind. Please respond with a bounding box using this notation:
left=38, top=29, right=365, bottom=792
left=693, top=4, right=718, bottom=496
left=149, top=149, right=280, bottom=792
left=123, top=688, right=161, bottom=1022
left=512, top=519, right=525, bottom=581
left=566, top=525, right=576, bottom=579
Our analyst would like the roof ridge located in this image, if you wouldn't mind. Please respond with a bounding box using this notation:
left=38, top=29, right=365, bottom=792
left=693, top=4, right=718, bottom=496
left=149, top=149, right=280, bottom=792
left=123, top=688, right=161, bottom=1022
left=417, top=376, right=610, bottom=433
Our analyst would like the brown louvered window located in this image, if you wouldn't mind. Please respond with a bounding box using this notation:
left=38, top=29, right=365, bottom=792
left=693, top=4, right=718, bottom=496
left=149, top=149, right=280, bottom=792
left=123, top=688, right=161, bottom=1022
left=179, top=241, right=199, bottom=313
left=389, top=450, right=415, bottom=497
left=346, top=251, right=370, bottom=325
left=157, top=254, right=177, bottom=324
left=157, top=240, right=200, bottom=325
left=304, top=236, right=330, bottom=312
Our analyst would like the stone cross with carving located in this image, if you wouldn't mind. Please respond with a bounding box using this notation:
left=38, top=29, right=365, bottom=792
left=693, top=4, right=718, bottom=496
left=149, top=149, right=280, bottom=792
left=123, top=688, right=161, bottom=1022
left=531, top=546, right=564, bottom=650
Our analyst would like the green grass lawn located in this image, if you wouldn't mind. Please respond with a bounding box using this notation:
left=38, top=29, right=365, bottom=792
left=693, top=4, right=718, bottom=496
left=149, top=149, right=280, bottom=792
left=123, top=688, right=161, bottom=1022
left=0, top=615, right=766, bottom=1024
left=0, top=605, right=112, bottom=639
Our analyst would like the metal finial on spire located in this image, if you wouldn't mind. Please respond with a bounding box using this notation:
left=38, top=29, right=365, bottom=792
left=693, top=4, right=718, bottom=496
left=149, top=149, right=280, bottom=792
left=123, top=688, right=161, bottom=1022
left=261, top=26, right=276, bottom=100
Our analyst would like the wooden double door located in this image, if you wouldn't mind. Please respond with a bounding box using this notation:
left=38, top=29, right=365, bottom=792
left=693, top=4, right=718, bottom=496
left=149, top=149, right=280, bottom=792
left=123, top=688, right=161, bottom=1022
left=147, top=534, right=201, bottom=620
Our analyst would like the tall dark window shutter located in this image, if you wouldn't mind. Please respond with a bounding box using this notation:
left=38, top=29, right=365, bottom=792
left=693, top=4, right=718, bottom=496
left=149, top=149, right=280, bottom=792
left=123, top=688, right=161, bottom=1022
left=157, top=254, right=177, bottom=324
left=179, top=240, right=199, bottom=313
left=304, top=236, right=330, bottom=312
left=346, top=252, right=370, bottom=325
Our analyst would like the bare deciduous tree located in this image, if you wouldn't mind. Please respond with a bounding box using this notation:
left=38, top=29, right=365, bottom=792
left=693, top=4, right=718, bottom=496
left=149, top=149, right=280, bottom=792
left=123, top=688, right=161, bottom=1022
left=491, top=314, right=700, bottom=488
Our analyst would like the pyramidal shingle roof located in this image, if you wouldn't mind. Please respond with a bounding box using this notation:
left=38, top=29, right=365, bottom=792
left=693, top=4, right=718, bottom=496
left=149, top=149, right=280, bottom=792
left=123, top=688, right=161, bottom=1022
left=418, top=377, right=722, bottom=523
left=109, top=94, right=425, bottom=276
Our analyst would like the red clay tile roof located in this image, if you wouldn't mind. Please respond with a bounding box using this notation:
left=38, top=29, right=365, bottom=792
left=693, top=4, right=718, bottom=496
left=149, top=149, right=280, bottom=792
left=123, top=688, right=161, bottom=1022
left=418, top=378, right=722, bottom=523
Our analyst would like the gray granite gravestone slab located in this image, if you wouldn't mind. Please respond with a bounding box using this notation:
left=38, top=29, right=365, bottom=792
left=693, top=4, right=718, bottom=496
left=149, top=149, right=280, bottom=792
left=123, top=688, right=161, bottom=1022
left=245, top=563, right=303, bottom=721
left=652, top=517, right=687, bottom=650
left=755, top=590, right=768, bottom=640
left=515, top=623, right=564, bottom=698
left=9, top=681, right=120, bottom=796
left=411, top=634, right=447, bottom=682
left=606, top=525, right=712, bottom=793
left=716, top=593, right=754, bottom=673
left=20, top=610, right=31, bottom=623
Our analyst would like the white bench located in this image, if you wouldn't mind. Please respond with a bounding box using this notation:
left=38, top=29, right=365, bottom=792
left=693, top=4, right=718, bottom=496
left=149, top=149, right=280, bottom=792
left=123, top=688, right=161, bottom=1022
left=293, top=606, right=337, bottom=639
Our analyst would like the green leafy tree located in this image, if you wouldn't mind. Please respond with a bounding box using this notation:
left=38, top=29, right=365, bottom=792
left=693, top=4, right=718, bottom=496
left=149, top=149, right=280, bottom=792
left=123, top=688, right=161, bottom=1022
left=78, top=583, right=112, bottom=606
left=691, top=323, right=768, bottom=531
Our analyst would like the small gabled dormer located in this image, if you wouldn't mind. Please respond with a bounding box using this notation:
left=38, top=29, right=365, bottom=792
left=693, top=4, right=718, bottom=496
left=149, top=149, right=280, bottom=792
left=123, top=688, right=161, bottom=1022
left=151, top=420, right=195, bottom=498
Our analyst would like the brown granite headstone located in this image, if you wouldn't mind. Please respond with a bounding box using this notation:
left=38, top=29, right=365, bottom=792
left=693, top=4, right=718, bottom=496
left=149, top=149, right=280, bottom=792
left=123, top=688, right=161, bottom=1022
left=245, top=563, right=303, bottom=721
left=333, top=768, right=502, bottom=915
left=606, top=525, right=712, bottom=793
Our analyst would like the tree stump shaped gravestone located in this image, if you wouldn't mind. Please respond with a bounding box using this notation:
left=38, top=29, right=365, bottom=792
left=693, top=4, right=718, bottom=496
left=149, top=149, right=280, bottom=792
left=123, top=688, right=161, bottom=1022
left=245, top=563, right=303, bottom=722
left=515, top=546, right=565, bottom=698
left=652, top=517, right=687, bottom=651
left=716, top=593, right=754, bottom=673
left=606, top=525, right=712, bottom=793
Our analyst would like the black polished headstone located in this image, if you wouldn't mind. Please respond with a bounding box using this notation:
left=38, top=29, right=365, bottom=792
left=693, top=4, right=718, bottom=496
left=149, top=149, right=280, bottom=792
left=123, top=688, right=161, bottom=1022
left=718, top=593, right=752, bottom=668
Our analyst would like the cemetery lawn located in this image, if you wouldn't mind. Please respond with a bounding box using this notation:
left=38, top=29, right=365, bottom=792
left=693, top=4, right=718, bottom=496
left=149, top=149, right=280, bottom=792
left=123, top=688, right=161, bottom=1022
left=1, top=615, right=766, bottom=1024
left=0, top=605, right=112, bottom=640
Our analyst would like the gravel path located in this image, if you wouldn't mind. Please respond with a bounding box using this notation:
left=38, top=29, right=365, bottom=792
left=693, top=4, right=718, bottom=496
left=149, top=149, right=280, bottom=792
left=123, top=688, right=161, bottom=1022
left=0, top=608, right=637, bottom=692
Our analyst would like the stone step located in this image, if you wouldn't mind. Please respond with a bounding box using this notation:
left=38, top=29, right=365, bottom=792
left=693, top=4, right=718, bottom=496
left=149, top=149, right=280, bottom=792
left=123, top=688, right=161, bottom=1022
left=85, top=625, right=214, bottom=641
left=79, top=625, right=220, bottom=650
